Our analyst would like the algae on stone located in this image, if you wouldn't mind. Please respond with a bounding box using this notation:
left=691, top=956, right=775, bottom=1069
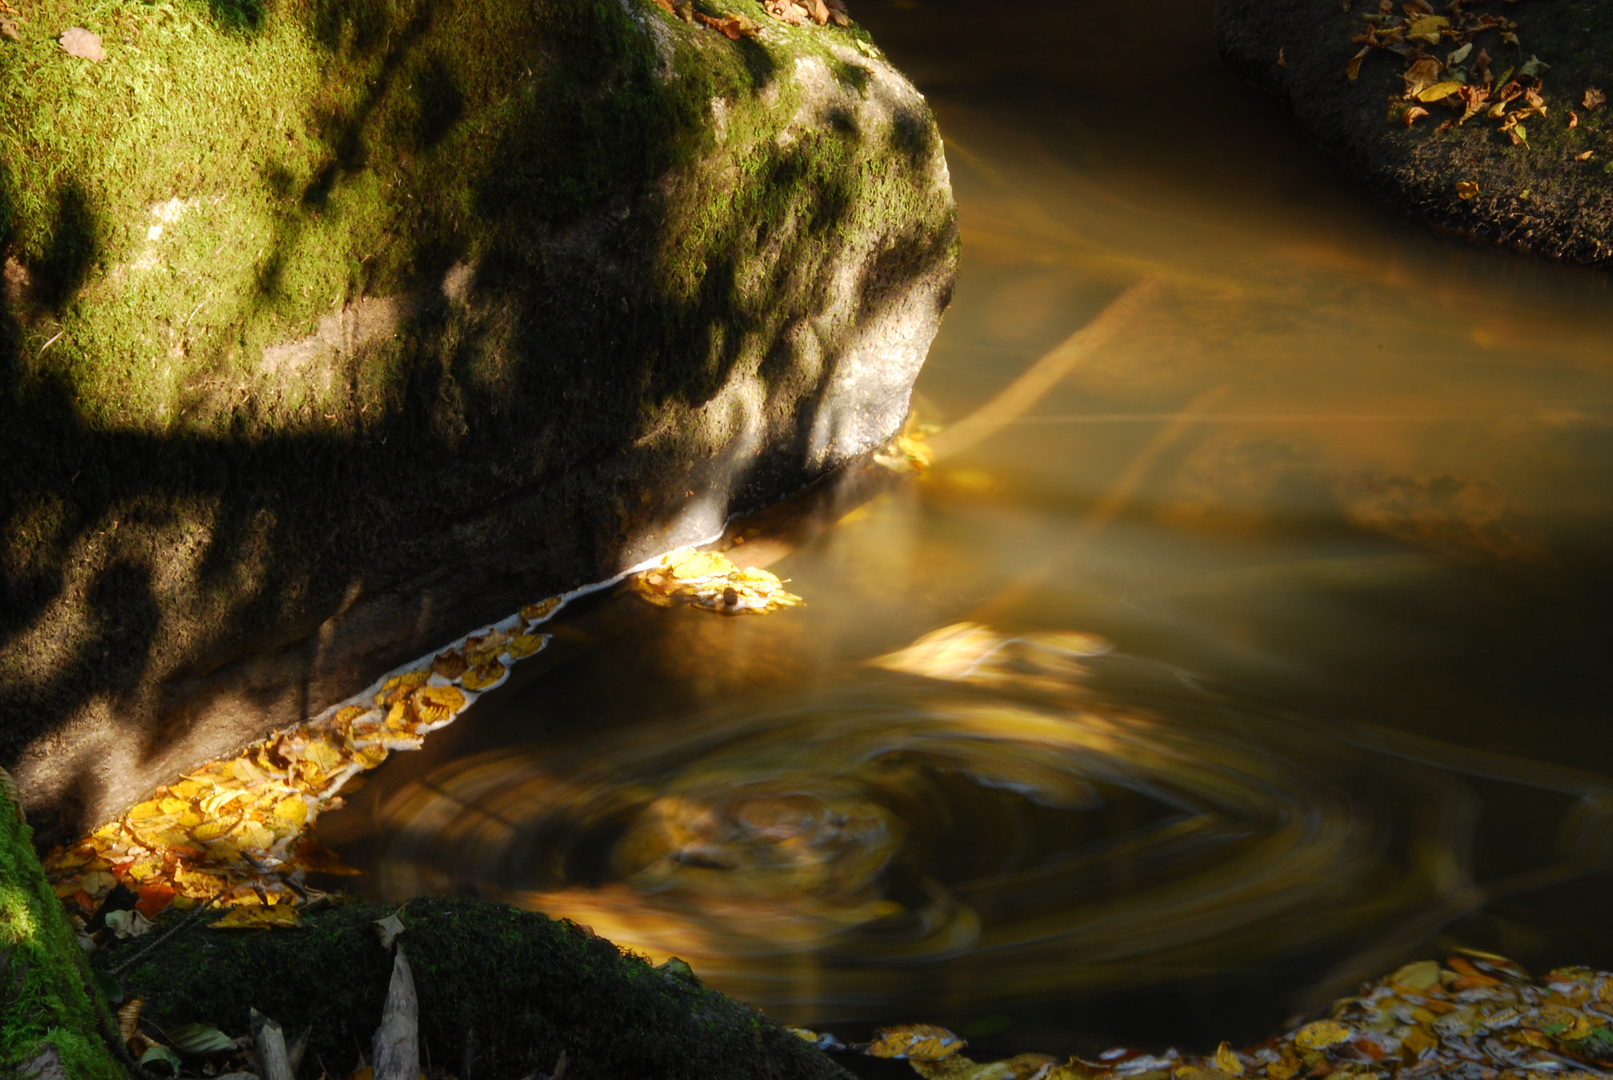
left=0, top=0, right=957, bottom=844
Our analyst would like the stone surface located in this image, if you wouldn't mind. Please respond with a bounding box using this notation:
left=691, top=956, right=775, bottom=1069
left=1217, top=0, right=1613, bottom=268
left=0, top=0, right=956, bottom=845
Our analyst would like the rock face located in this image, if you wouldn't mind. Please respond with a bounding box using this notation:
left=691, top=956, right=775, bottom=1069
left=0, top=0, right=957, bottom=845
left=1217, top=0, right=1613, bottom=268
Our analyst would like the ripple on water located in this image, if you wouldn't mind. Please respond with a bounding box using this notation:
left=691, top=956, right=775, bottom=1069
left=368, top=623, right=1607, bottom=1022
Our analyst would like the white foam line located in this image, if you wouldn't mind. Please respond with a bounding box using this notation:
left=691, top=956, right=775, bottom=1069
left=304, top=529, right=726, bottom=735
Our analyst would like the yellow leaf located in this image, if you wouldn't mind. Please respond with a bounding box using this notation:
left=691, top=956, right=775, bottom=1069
left=211, top=904, right=302, bottom=930
left=1216, top=1042, right=1246, bottom=1076
left=1406, top=15, right=1448, bottom=44
left=1399, top=1026, right=1438, bottom=1055
left=1265, top=1057, right=1302, bottom=1080
left=505, top=632, right=548, bottom=659
left=1456, top=180, right=1479, bottom=199
left=1576, top=150, right=1595, bottom=161
left=118, top=996, right=145, bottom=1044
left=669, top=551, right=732, bottom=580
left=1294, top=1021, right=1352, bottom=1050
left=126, top=859, right=164, bottom=883
left=412, top=685, right=467, bottom=724
left=1347, top=46, right=1370, bottom=81
left=461, top=661, right=507, bottom=691
left=867, top=1024, right=967, bottom=1061
left=1533, top=1006, right=1590, bottom=1041
left=376, top=670, right=429, bottom=707
left=302, top=740, right=342, bottom=773
left=1390, top=960, right=1442, bottom=990
left=521, top=597, right=561, bottom=622
left=273, top=796, right=308, bottom=826
left=1417, top=81, right=1463, bottom=103
left=1176, top=1068, right=1234, bottom=1080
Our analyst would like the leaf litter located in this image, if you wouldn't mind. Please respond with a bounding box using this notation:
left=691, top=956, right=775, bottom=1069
left=817, top=953, right=1613, bottom=1080
left=42, top=593, right=571, bottom=929
left=632, top=548, right=804, bottom=614
left=1343, top=0, right=1607, bottom=163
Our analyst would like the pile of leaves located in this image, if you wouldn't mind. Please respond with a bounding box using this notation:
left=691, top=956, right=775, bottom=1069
left=645, top=0, right=850, bottom=40
left=632, top=548, right=804, bottom=614
left=800, top=953, right=1613, bottom=1080
left=41, top=597, right=566, bottom=933
left=1345, top=0, right=1605, bottom=152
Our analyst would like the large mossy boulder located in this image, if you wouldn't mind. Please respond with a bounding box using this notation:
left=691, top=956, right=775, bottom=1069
left=1217, top=0, right=1613, bottom=268
left=0, top=0, right=957, bottom=845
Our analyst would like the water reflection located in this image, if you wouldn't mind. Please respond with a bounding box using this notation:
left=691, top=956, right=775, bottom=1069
left=327, top=0, right=1613, bottom=1056
left=361, top=616, right=1611, bottom=1035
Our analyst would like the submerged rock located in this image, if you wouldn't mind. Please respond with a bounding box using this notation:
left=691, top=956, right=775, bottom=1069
left=0, top=0, right=957, bottom=843
left=1217, top=0, right=1613, bottom=268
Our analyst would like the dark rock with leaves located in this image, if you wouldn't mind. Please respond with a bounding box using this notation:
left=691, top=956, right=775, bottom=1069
left=1217, top=0, right=1613, bottom=268
left=0, top=0, right=957, bottom=844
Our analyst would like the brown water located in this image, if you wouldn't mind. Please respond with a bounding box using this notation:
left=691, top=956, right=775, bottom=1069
left=322, top=0, right=1613, bottom=1062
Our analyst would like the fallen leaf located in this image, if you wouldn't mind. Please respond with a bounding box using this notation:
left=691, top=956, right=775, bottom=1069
left=58, top=26, right=103, bottom=60
left=0, top=16, right=20, bottom=42
left=135, top=883, right=175, bottom=918
left=1347, top=45, right=1370, bottom=81
left=1404, top=105, right=1430, bottom=127
left=521, top=597, right=561, bottom=622
left=1294, top=1021, right=1353, bottom=1050
left=1215, top=1042, right=1245, bottom=1076
left=211, top=904, right=302, bottom=930
left=118, top=997, right=145, bottom=1044
left=1405, top=14, right=1447, bottom=44
left=460, top=660, right=507, bottom=691
left=1402, top=57, right=1444, bottom=100
left=1577, top=150, right=1594, bottom=161
left=1569, top=111, right=1580, bottom=128
left=866, top=1024, right=967, bottom=1061
left=431, top=649, right=469, bottom=680
left=374, top=912, right=406, bottom=949
left=411, top=684, right=466, bottom=724
left=504, top=632, right=548, bottom=659
left=1456, top=180, right=1480, bottom=199
left=1417, top=80, right=1463, bottom=103
left=138, top=1045, right=182, bottom=1075
left=1390, top=960, right=1442, bottom=990
left=165, top=1023, right=236, bottom=1056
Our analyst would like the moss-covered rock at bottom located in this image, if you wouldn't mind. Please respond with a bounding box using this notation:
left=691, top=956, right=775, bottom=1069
left=0, top=780, right=123, bottom=1079
left=1216, top=0, right=1613, bottom=268
left=103, top=896, right=855, bottom=1080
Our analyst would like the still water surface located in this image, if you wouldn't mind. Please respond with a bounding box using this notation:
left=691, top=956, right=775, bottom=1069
left=325, top=0, right=1613, bottom=1061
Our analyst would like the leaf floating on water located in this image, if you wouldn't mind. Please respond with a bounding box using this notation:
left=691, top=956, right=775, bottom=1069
left=431, top=649, right=469, bottom=680
left=505, top=632, right=549, bottom=659
left=633, top=549, right=804, bottom=615
left=412, top=684, right=467, bottom=725
left=866, top=1023, right=967, bottom=1061
left=521, top=597, right=562, bottom=622
left=461, top=660, right=507, bottom=691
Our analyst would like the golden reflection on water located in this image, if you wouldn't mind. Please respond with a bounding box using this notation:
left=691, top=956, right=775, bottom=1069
left=365, top=619, right=1612, bottom=1026
left=336, top=0, right=1613, bottom=1050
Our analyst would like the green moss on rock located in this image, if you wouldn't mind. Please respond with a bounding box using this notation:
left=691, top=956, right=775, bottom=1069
left=0, top=783, right=124, bottom=1079
left=103, top=896, right=854, bottom=1079
left=0, top=0, right=956, bottom=844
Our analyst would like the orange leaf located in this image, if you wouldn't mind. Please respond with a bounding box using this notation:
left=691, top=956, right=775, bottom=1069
left=135, top=883, right=175, bottom=917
